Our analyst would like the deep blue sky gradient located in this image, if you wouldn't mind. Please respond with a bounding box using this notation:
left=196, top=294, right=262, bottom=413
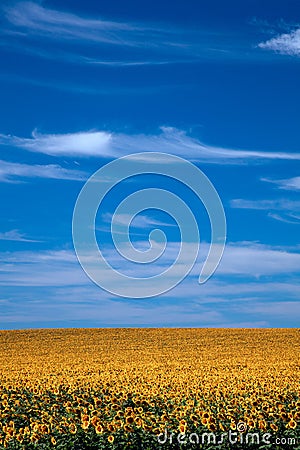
left=0, top=0, right=299, bottom=328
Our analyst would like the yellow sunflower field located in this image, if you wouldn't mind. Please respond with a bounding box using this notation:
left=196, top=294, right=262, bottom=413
left=0, top=328, right=299, bottom=449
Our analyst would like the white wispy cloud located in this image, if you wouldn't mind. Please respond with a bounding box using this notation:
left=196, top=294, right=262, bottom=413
left=267, top=213, right=300, bottom=225
left=0, top=130, right=111, bottom=157
left=0, top=229, right=41, bottom=242
left=258, top=28, right=300, bottom=56
left=230, top=198, right=300, bottom=210
left=84, top=59, right=180, bottom=67
left=1, top=1, right=201, bottom=65
left=0, top=286, right=225, bottom=326
left=262, top=176, right=300, bottom=190
left=0, top=159, right=86, bottom=182
left=1, top=1, right=262, bottom=67
left=0, top=73, right=179, bottom=95
left=230, top=198, right=300, bottom=225
left=112, top=127, right=300, bottom=162
left=4, top=1, right=148, bottom=47
left=234, top=300, right=300, bottom=317
left=219, top=241, right=300, bottom=276
left=1, top=241, right=299, bottom=289
left=0, top=249, right=88, bottom=287
left=257, top=178, right=300, bottom=223
left=0, top=242, right=299, bottom=326
left=102, top=213, right=176, bottom=229
left=93, top=239, right=300, bottom=283
left=1, top=127, right=300, bottom=163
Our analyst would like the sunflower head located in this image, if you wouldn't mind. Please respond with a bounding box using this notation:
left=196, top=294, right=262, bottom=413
left=126, top=416, right=134, bottom=424
left=95, top=425, right=104, bottom=434
left=287, top=420, right=297, bottom=429
left=209, top=423, right=217, bottom=432
left=270, top=423, right=278, bottom=432
left=69, top=424, right=77, bottom=435
left=178, top=424, right=186, bottom=433
left=82, top=420, right=89, bottom=430
left=258, top=420, right=267, bottom=431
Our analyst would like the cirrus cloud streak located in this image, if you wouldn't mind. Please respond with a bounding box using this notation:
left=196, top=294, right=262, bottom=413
left=1, top=127, right=300, bottom=163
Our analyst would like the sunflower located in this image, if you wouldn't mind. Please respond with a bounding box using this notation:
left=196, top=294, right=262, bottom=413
left=114, top=420, right=123, bottom=428
left=6, top=429, right=14, bottom=438
left=107, top=423, right=115, bottom=432
left=280, top=412, right=288, bottom=421
left=219, top=422, right=226, bottom=432
left=108, top=435, right=114, bottom=443
left=134, top=417, right=142, bottom=427
left=30, top=434, right=39, bottom=443
left=91, top=416, right=101, bottom=426
left=51, top=437, right=57, bottom=446
left=126, top=416, right=134, bottom=424
left=178, top=424, right=186, bottom=433
left=258, top=420, right=267, bottom=431
left=16, top=434, right=23, bottom=443
left=209, top=423, right=217, bottom=432
left=82, top=420, right=89, bottom=430
left=270, top=423, right=278, bottom=432
left=41, top=424, right=49, bottom=434
left=32, top=423, right=39, bottom=432
left=69, top=423, right=77, bottom=434
left=287, top=420, right=297, bottom=429
left=94, top=399, right=102, bottom=408
left=95, top=425, right=104, bottom=434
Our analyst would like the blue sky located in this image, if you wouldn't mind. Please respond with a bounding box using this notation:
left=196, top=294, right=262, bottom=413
left=0, top=0, right=300, bottom=329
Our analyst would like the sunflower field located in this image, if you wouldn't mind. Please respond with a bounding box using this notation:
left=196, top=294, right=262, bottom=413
left=0, top=328, right=299, bottom=449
